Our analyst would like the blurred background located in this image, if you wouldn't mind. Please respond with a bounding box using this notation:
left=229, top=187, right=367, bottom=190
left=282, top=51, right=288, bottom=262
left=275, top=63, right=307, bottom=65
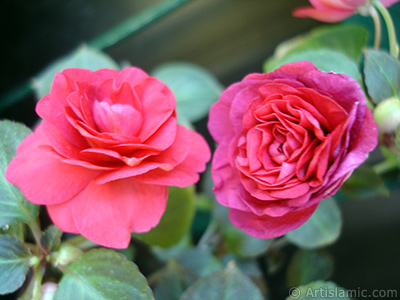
left=0, top=0, right=319, bottom=125
left=1, top=0, right=399, bottom=298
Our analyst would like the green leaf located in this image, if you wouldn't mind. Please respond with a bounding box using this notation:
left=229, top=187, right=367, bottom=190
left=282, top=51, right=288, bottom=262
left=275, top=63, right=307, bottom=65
left=266, top=25, right=368, bottom=67
left=54, top=248, right=154, bottom=300
left=371, top=146, right=400, bottom=176
left=195, top=193, right=214, bottom=211
left=136, top=186, right=196, bottom=248
left=286, top=280, right=351, bottom=300
left=286, top=198, right=342, bottom=249
left=41, top=225, right=63, bottom=252
left=338, top=165, right=389, bottom=200
left=116, top=244, right=136, bottom=261
left=151, top=62, right=224, bottom=124
left=220, top=255, right=263, bottom=280
left=175, top=247, right=223, bottom=277
left=286, top=250, right=333, bottom=287
left=32, top=45, right=119, bottom=100
left=265, top=49, right=362, bottom=85
left=179, top=262, right=265, bottom=300
left=1, top=223, right=26, bottom=242
left=223, top=227, right=273, bottom=258
left=149, top=259, right=199, bottom=300
left=0, top=234, right=34, bottom=295
left=220, top=255, right=265, bottom=293
left=364, top=49, right=400, bottom=104
left=213, top=203, right=272, bottom=258
left=0, top=121, right=39, bottom=228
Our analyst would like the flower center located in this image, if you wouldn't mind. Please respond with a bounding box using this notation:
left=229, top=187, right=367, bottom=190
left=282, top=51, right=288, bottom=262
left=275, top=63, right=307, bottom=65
left=92, top=99, right=143, bottom=136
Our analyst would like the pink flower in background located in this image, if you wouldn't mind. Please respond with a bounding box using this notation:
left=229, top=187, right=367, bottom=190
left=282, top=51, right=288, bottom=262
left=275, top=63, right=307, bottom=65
left=293, top=0, right=400, bottom=23
left=208, top=61, right=377, bottom=239
left=6, top=67, right=210, bottom=249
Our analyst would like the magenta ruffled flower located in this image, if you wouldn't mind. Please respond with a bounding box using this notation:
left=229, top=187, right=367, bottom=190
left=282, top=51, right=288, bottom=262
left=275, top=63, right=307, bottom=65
left=208, top=61, right=377, bottom=239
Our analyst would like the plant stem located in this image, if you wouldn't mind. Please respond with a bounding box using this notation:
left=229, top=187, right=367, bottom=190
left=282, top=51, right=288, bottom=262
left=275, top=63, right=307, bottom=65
left=32, top=265, right=45, bottom=300
left=368, top=5, right=382, bottom=49
left=89, top=0, right=194, bottom=51
left=20, top=263, right=45, bottom=300
left=197, top=219, right=219, bottom=248
left=29, top=219, right=45, bottom=253
left=0, top=79, right=34, bottom=111
left=373, top=0, right=399, bottom=57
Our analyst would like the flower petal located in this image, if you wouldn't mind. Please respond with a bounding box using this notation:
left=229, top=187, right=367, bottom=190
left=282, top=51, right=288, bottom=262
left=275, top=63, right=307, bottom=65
left=136, top=78, right=176, bottom=141
left=327, top=108, right=377, bottom=185
left=381, top=0, right=400, bottom=7
left=71, top=179, right=168, bottom=248
left=5, top=125, right=99, bottom=205
left=310, top=0, right=359, bottom=10
left=229, top=204, right=318, bottom=239
left=134, top=127, right=210, bottom=187
left=36, top=74, right=89, bottom=148
left=292, top=7, right=354, bottom=22
left=209, top=80, right=260, bottom=142
left=47, top=200, right=79, bottom=234
left=211, top=141, right=253, bottom=211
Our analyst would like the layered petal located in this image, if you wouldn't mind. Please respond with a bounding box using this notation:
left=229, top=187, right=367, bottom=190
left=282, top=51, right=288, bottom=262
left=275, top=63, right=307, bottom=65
left=292, top=6, right=354, bottom=22
left=229, top=204, right=318, bottom=239
left=48, top=178, right=168, bottom=248
left=46, top=200, right=79, bottom=234
left=211, top=140, right=251, bottom=211
left=133, top=126, right=211, bottom=187
left=95, top=125, right=191, bottom=184
left=208, top=81, right=250, bottom=142
left=6, top=125, right=99, bottom=205
left=309, top=0, right=361, bottom=10
left=326, top=108, right=377, bottom=185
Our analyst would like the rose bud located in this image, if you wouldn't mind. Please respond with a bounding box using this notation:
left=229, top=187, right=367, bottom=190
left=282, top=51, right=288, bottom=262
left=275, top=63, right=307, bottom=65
left=373, top=97, right=400, bottom=134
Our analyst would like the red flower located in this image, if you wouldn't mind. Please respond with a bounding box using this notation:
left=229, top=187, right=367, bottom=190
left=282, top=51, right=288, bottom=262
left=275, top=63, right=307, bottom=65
left=208, top=61, right=377, bottom=239
left=293, top=0, right=399, bottom=23
left=6, top=67, right=210, bottom=248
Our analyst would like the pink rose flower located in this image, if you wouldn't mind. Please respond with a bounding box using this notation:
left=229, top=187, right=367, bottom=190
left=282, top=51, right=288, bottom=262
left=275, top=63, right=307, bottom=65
left=6, top=67, right=210, bottom=248
left=208, top=61, right=377, bottom=239
left=293, top=0, right=399, bottom=23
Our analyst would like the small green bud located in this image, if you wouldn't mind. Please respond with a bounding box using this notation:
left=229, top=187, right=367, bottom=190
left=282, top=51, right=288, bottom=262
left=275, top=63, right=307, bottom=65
left=51, top=243, right=83, bottom=267
left=373, top=97, right=400, bottom=133
left=29, top=255, right=41, bottom=267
